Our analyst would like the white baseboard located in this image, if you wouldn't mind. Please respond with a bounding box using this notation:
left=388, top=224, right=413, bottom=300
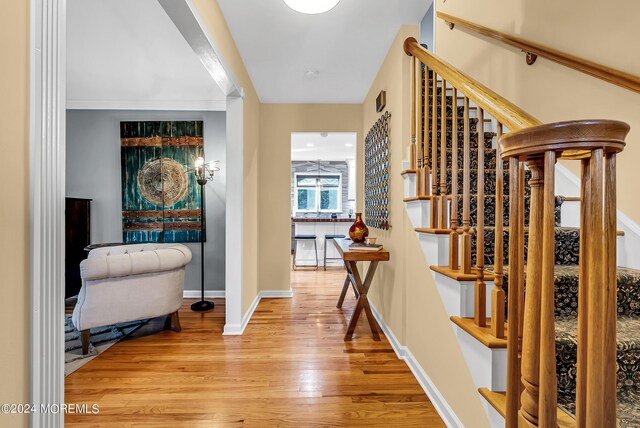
left=183, top=290, right=226, bottom=299
left=370, top=303, right=463, bottom=428
left=223, top=292, right=259, bottom=336
left=222, top=289, right=294, bottom=335
left=260, top=289, right=294, bottom=298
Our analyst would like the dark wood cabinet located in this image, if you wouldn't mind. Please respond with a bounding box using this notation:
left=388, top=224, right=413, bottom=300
left=65, top=198, right=91, bottom=298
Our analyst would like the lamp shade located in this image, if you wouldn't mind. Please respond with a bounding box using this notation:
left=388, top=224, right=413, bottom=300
left=283, top=0, right=340, bottom=14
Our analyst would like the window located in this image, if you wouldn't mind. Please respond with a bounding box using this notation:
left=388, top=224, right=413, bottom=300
left=294, top=173, right=342, bottom=213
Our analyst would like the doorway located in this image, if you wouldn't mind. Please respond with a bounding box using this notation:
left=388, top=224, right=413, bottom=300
left=290, top=132, right=357, bottom=270
left=30, top=0, right=245, bottom=424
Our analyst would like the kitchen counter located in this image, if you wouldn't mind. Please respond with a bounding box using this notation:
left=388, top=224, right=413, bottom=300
left=291, top=219, right=352, bottom=267
left=291, top=217, right=354, bottom=223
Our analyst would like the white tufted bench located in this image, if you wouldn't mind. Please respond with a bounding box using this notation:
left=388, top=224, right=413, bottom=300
left=72, top=243, right=193, bottom=354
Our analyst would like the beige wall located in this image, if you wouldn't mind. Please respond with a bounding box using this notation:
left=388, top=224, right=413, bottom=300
left=437, top=0, right=640, bottom=223
left=0, top=1, right=29, bottom=427
left=258, top=104, right=363, bottom=291
left=359, top=25, right=490, bottom=427
left=193, top=0, right=261, bottom=313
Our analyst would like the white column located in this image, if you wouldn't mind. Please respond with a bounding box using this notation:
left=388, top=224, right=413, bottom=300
left=30, top=0, right=66, bottom=425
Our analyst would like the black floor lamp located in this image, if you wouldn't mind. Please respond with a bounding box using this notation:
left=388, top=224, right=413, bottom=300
left=190, top=156, right=219, bottom=312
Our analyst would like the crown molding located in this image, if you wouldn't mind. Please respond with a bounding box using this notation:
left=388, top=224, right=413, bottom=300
left=65, top=99, right=227, bottom=111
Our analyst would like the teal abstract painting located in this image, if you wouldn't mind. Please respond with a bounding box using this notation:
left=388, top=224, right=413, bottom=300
left=120, top=121, right=204, bottom=243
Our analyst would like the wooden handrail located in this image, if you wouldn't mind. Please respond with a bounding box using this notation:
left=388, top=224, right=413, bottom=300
left=404, top=37, right=541, bottom=132
left=437, top=12, right=640, bottom=94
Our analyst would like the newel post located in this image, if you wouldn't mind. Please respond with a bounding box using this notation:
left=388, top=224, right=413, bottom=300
left=500, top=120, right=629, bottom=427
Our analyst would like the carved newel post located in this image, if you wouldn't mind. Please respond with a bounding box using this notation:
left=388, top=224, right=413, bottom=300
left=500, top=120, right=629, bottom=427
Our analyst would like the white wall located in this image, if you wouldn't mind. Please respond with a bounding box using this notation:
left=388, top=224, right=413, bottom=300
left=65, top=110, right=226, bottom=291
left=420, top=2, right=434, bottom=52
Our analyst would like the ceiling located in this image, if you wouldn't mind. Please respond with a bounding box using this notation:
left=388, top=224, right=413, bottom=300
left=291, top=132, right=356, bottom=161
left=66, top=0, right=226, bottom=110
left=218, top=0, right=431, bottom=103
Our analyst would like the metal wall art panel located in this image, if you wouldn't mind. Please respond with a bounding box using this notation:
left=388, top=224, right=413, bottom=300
left=120, top=121, right=204, bottom=243
left=364, top=111, right=391, bottom=230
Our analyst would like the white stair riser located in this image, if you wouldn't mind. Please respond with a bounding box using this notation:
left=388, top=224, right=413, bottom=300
left=433, top=274, right=494, bottom=320
left=403, top=173, right=417, bottom=199
left=406, top=200, right=430, bottom=229
left=417, top=232, right=450, bottom=266
left=456, top=325, right=507, bottom=392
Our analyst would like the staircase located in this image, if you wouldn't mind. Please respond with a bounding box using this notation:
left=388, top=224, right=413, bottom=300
left=401, top=38, right=639, bottom=427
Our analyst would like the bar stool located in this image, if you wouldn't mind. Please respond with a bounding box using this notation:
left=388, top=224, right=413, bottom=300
left=292, top=235, right=318, bottom=270
left=324, top=234, right=345, bottom=270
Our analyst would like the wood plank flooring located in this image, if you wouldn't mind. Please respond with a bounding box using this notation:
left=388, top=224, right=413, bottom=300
left=65, top=268, right=445, bottom=427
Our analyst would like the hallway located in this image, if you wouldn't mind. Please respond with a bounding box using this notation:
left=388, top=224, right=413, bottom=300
left=65, top=268, right=445, bottom=426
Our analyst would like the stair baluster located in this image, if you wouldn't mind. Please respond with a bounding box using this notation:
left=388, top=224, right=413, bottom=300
left=460, top=96, right=472, bottom=274
left=475, top=108, right=487, bottom=327
left=439, top=79, right=448, bottom=229
left=491, top=123, right=505, bottom=339
left=430, top=72, right=439, bottom=227
left=518, top=162, right=525, bottom=343
left=539, top=151, right=558, bottom=426
left=421, top=66, right=430, bottom=197
left=415, top=59, right=424, bottom=195
left=410, top=56, right=417, bottom=172
left=582, top=147, right=616, bottom=427
left=518, top=158, right=545, bottom=426
left=505, top=156, right=525, bottom=428
left=448, top=87, right=459, bottom=270
left=575, top=158, right=589, bottom=426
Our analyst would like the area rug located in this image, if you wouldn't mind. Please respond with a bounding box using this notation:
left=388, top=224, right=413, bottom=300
left=64, top=314, right=147, bottom=376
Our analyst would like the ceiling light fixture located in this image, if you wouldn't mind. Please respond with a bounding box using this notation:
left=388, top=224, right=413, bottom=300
left=283, top=0, right=340, bottom=15
left=345, top=143, right=353, bottom=147
left=306, top=143, right=315, bottom=147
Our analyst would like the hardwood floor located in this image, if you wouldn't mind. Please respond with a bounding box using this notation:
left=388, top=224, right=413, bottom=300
left=65, top=268, right=445, bottom=427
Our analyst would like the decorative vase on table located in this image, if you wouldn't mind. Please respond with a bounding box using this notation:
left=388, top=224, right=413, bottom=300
left=349, top=213, right=369, bottom=243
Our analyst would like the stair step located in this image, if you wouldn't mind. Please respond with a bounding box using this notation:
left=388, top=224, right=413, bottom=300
left=403, top=195, right=431, bottom=203
left=427, top=130, right=496, bottom=151
left=459, top=318, right=640, bottom=425
left=499, top=265, right=640, bottom=318
left=453, top=194, right=565, bottom=228
left=616, top=390, right=640, bottom=428
left=450, top=316, right=507, bottom=348
left=556, top=317, right=640, bottom=424
left=446, top=169, right=532, bottom=197
left=478, top=388, right=576, bottom=427
left=440, top=147, right=505, bottom=171
left=431, top=265, right=494, bottom=282
left=478, top=226, right=577, bottom=267
left=427, top=104, right=494, bottom=121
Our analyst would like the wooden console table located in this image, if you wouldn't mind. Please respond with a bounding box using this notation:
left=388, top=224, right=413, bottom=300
left=333, top=237, right=390, bottom=341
